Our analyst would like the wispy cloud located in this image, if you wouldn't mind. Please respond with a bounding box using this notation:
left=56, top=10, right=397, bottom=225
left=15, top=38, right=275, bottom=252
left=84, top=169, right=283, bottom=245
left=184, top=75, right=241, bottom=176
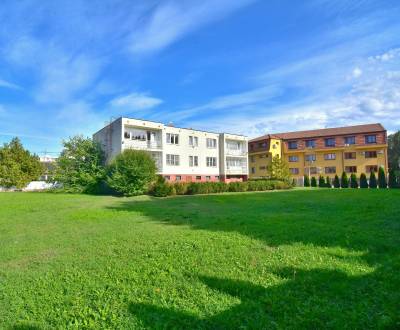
left=0, top=78, right=21, bottom=90
left=110, top=92, right=163, bottom=110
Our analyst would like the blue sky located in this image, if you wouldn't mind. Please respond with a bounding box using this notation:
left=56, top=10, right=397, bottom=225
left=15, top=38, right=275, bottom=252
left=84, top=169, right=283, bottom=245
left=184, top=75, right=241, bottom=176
left=0, top=0, right=399, bottom=154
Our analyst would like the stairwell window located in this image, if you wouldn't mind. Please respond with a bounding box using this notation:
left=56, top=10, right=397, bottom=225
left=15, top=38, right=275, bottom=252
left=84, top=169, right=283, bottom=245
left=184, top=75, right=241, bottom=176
left=166, top=133, right=179, bottom=145
left=206, top=157, right=217, bottom=167
left=166, top=154, right=180, bottom=166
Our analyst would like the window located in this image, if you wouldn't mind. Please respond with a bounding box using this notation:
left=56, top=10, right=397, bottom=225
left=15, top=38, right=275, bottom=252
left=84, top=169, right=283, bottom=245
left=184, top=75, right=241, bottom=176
left=365, top=135, right=377, bottom=144
left=164, top=176, right=170, bottom=181
left=166, top=133, right=179, bottom=145
left=345, top=166, right=357, bottom=173
left=189, top=136, right=198, bottom=147
left=175, top=176, right=181, bottom=181
left=206, top=176, right=211, bottom=181
left=189, top=156, right=198, bottom=167
left=325, top=138, right=335, bottom=147
left=259, top=154, right=268, bottom=159
left=325, top=167, right=336, bottom=174
left=344, top=136, right=356, bottom=145
left=366, top=165, right=378, bottom=173
left=258, top=142, right=267, bottom=148
left=166, top=154, right=180, bottom=166
left=305, top=140, right=316, bottom=148
left=308, top=167, right=317, bottom=174
left=226, top=158, right=245, bottom=168
left=289, top=168, right=299, bottom=175
left=259, top=166, right=267, bottom=170
left=206, top=157, right=217, bottom=167
left=288, top=141, right=298, bottom=149
left=124, top=131, right=130, bottom=139
left=324, top=153, right=336, bottom=160
left=344, top=152, right=356, bottom=160
left=196, top=176, right=201, bottom=180
left=251, top=167, right=255, bottom=174
left=305, top=154, right=316, bottom=162
left=215, top=176, right=220, bottom=180
left=365, top=151, right=377, bottom=158
left=250, top=156, right=255, bottom=163
left=289, top=156, right=299, bottom=162
left=206, top=138, right=217, bottom=148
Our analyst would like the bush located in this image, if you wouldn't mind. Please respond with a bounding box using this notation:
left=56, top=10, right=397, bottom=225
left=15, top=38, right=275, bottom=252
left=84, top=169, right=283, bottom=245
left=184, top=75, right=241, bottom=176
left=304, top=175, right=310, bottom=187
left=388, top=169, right=399, bottom=188
left=341, top=172, right=349, bottom=188
left=350, top=174, right=358, bottom=188
left=311, top=177, right=317, bottom=187
left=360, top=173, right=368, bottom=188
left=228, top=182, right=248, bottom=192
left=291, top=178, right=297, bottom=187
left=325, top=176, right=332, bottom=188
left=173, top=182, right=189, bottom=195
left=107, top=149, right=157, bottom=196
left=151, top=176, right=175, bottom=197
left=369, top=171, right=377, bottom=189
left=318, top=176, right=325, bottom=187
left=333, top=175, right=340, bottom=188
left=378, top=167, right=387, bottom=188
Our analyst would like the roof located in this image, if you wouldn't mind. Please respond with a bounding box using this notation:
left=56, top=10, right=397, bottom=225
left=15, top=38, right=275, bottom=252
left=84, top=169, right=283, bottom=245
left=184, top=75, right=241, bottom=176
left=250, top=123, right=386, bottom=142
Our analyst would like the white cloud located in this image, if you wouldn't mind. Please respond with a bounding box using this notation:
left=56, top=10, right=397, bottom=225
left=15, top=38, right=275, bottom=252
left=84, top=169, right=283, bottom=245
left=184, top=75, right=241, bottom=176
left=352, top=67, right=363, bottom=78
left=0, top=78, right=21, bottom=90
left=110, top=92, right=163, bottom=110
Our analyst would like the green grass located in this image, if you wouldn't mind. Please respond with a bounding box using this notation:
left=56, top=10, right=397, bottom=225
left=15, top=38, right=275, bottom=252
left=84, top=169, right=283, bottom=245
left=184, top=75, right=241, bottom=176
left=0, top=190, right=399, bottom=329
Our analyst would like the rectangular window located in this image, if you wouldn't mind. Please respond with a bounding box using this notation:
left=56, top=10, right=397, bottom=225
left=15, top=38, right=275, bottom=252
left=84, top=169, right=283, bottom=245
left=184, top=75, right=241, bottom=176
left=251, top=167, right=255, bottom=174
left=164, top=176, right=170, bottom=181
left=289, top=156, right=299, bottom=162
left=305, top=140, right=316, bottom=148
left=206, top=176, right=211, bottom=181
left=305, top=154, right=316, bottom=162
left=259, top=154, right=268, bottom=159
left=344, top=136, right=356, bottom=145
left=175, top=175, right=181, bottom=181
left=189, top=156, right=198, bottom=167
left=344, top=152, right=356, bottom=159
left=206, top=157, right=217, bottom=167
left=206, top=138, right=217, bottom=148
left=215, top=176, right=220, bottom=180
left=345, top=166, right=357, bottom=173
left=259, top=166, right=267, bottom=170
left=366, top=165, right=378, bottom=173
left=124, top=131, right=130, bottom=139
left=189, top=136, right=198, bottom=147
left=289, top=168, right=299, bottom=175
left=325, top=138, right=335, bottom=147
left=166, top=154, right=180, bottom=166
left=308, top=167, right=317, bottom=174
left=166, top=133, right=179, bottom=145
left=258, top=142, right=267, bottom=148
left=365, top=135, right=377, bottom=144
left=325, top=166, right=336, bottom=174
left=250, top=156, right=255, bottom=163
left=288, top=141, right=298, bottom=149
left=324, top=153, right=336, bottom=160
left=196, top=176, right=201, bottom=180
left=365, top=151, right=377, bottom=158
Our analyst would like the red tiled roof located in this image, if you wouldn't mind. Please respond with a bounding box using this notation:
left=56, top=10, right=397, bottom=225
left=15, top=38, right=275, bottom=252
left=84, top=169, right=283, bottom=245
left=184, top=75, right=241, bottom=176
left=250, top=123, right=385, bottom=142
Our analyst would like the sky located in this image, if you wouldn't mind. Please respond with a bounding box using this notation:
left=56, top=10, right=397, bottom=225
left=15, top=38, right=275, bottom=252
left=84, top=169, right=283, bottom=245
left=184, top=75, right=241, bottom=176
left=0, top=0, right=399, bottom=154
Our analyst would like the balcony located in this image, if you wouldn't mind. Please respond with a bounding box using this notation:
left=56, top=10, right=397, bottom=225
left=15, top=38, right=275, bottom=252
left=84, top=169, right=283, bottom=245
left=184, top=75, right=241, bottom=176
left=225, top=148, right=247, bottom=156
left=124, top=139, right=162, bottom=151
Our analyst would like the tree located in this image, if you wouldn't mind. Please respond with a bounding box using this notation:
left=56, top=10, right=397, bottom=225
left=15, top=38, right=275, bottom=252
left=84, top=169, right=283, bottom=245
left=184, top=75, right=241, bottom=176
left=350, top=174, right=358, bottom=188
left=360, top=173, right=368, bottom=188
left=341, top=172, right=349, bottom=188
left=267, top=155, right=291, bottom=182
left=325, top=176, right=331, bottom=188
left=388, top=169, right=398, bottom=188
left=311, top=177, right=317, bottom=187
left=388, top=131, right=400, bottom=172
left=333, top=175, right=340, bottom=188
left=55, top=136, right=105, bottom=193
left=304, top=175, right=310, bottom=187
left=378, top=167, right=387, bottom=188
left=0, top=138, right=43, bottom=189
left=369, top=171, right=377, bottom=189
left=107, top=149, right=157, bottom=196
left=318, top=175, right=325, bottom=187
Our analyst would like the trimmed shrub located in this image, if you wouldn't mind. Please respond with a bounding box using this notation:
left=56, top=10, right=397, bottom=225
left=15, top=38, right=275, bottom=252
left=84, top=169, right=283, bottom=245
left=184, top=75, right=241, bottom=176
left=369, top=171, right=377, bottom=189
left=378, top=167, right=387, bottom=188
left=228, top=182, right=248, bottom=192
left=291, top=178, right=297, bottom=187
left=333, top=175, right=340, bottom=188
left=173, top=182, right=189, bottom=195
left=341, top=172, right=349, bottom=188
left=388, top=169, right=398, bottom=188
left=360, top=173, right=368, bottom=188
left=318, top=175, right=325, bottom=187
left=304, top=175, right=310, bottom=187
left=151, top=176, right=175, bottom=197
left=350, top=174, right=358, bottom=188
left=325, top=176, right=332, bottom=188
left=311, top=177, right=317, bottom=187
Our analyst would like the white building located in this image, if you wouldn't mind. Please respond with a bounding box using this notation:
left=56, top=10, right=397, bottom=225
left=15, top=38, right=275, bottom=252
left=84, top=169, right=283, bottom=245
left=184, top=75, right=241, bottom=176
left=93, top=117, right=248, bottom=182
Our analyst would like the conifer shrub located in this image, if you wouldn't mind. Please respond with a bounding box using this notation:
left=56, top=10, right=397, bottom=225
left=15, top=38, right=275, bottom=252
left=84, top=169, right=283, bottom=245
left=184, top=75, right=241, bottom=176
left=341, top=172, right=349, bottom=188
left=311, top=177, right=317, bottom=187
left=318, top=175, right=325, bottom=187
left=369, top=171, right=377, bottom=189
left=378, top=167, right=387, bottom=188
left=360, top=173, right=368, bottom=188
left=325, top=176, right=332, bottom=188
left=304, top=175, right=310, bottom=187
left=388, top=169, right=398, bottom=188
left=333, top=175, right=340, bottom=188
left=350, top=174, right=358, bottom=188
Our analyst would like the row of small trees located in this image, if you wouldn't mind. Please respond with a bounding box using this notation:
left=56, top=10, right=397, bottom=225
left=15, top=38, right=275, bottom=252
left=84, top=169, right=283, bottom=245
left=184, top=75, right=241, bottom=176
left=303, top=167, right=399, bottom=189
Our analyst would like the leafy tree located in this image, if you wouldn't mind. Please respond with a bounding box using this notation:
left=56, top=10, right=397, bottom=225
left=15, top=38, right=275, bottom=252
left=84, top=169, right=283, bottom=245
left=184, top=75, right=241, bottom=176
left=378, top=167, right=387, bottom=188
left=55, top=136, right=105, bottom=193
left=267, top=155, right=291, bottom=182
left=304, top=175, right=310, bottom=187
left=341, top=172, right=349, bottom=188
left=107, top=149, right=157, bottom=196
left=388, top=131, right=400, bottom=172
left=388, top=169, right=398, bottom=188
left=333, top=175, right=340, bottom=188
left=318, top=175, right=325, bottom=187
left=311, top=177, right=317, bottom=187
left=350, top=174, right=358, bottom=188
left=369, top=171, right=377, bottom=189
left=360, top=173, right=368, bottom=188
left=325, top=176, right=331, bottom=188
left=0, top=138, right=43, bottom=189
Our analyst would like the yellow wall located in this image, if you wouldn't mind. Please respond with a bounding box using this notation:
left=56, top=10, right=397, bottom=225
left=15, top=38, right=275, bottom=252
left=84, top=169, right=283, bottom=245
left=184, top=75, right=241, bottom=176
left=249, top=138, right=282, bottom=178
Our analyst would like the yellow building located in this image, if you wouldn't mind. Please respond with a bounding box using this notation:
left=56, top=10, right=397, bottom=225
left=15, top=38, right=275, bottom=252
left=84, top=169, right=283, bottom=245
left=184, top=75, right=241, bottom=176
left=249, top=123, right=388, bottom=184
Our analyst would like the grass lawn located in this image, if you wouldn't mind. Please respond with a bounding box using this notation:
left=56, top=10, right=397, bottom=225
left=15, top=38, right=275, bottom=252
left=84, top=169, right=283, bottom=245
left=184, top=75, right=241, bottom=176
left=0, top=190, right=399, bottom=329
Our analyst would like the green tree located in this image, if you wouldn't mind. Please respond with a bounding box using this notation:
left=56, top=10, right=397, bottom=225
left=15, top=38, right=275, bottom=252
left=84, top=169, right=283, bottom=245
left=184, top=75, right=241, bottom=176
left=107, top=149, right=157, bottom=196
left=311, top=177, right=317, bottom=187
left=55, top=136, right=105, bottom=193
left=304, top=175, right=310, bottom=187
left=369, top=171, right=377, bottom=189
left=388, top=169, right=398, bottom=188
left=341, top=172, right=349, bottom=188
left=350, top=174, right=358, bottom=188
left=0, top=138, right=43, bottom=189
left=378, top=167, right=387, bottom=188
left=360, top=173, right=368, bottom=188
left=388, top=131, right=400, bottom=172
left=318, top=175, right=325, bottom=187
left=333, top=175, right=340, bottom=188
left=325, top=176, right=331, bottom=188
left=267, top=155, right=291, bottom=182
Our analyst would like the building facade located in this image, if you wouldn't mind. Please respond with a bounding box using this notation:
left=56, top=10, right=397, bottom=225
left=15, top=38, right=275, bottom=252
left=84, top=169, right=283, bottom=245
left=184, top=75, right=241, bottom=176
left=93, top=117, right=248, bottom=182
left=249, top=123, right=388, bottom=184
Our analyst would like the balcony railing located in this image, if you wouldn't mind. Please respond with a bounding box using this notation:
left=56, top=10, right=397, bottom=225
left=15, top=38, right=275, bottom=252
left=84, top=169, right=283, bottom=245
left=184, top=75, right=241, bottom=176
left=124, top=139, right=162, bottom=150
left=225, top=149, right=247, bottom=156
